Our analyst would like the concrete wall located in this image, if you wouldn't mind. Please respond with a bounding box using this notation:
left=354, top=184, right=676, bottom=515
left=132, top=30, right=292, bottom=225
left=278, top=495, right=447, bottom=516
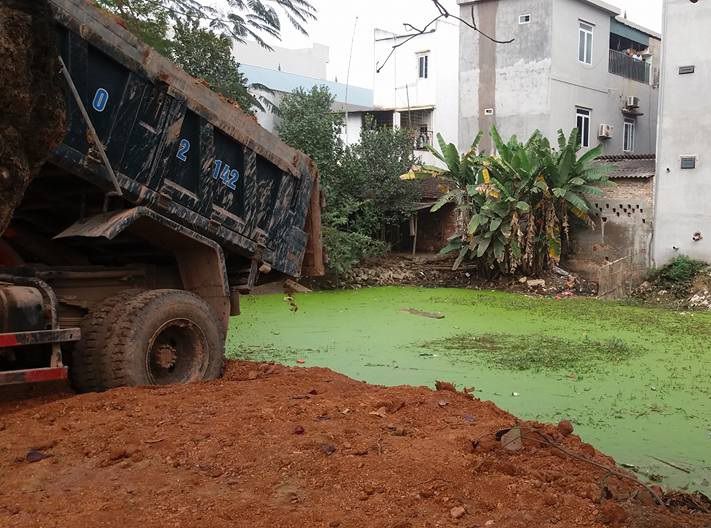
left=549, top=0, right=659, bottom=155
left=234, top=41, right=330, bottom=79
left=373, top=20, right=459, bottom=163
left=459, top=0, right=553, bottom=152
left=458, top=0, right=659, bottom=155
left=653, top=0, right=711, bottom=266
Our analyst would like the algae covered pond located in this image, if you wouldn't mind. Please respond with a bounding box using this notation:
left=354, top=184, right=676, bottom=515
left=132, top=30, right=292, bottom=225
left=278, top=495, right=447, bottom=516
left=227, top=286, right=711, bottom=494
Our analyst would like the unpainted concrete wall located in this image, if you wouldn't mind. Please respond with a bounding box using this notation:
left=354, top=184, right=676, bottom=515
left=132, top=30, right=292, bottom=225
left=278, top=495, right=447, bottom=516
left=566, top=178, right=653, bottom=296
left=459, top=0, right=553, bottom=152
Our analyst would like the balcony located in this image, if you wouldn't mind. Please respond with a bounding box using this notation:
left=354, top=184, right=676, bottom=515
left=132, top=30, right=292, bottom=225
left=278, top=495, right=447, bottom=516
left=413, top=130, right=434, bottom=151
left=609, top=49, right=651, bottom=84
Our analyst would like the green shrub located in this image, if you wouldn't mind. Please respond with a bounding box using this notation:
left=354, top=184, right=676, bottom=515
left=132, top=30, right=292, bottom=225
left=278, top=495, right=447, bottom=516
left=322, top=227, right=388, bottom=275
left=653, top=256, right=705, bottom=286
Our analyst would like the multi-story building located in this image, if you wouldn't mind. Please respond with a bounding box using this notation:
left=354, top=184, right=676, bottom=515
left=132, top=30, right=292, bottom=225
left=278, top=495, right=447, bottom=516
left=372, top=19, right=460, bottom=167
left=653, top=0, right=711, bottom=266
left=234, top=41, right=373, bottom=144
left=458, top=0, right=661, bottom=155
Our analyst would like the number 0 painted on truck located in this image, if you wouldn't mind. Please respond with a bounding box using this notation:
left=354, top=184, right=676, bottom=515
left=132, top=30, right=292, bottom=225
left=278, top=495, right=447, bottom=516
left=92, top=88, right=109, bottom=112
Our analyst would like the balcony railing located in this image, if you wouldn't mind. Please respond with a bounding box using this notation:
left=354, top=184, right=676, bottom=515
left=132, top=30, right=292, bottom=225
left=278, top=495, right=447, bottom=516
left=413, top=130, right=434, bottom=150
left=609, top=49, right=651, bottom=84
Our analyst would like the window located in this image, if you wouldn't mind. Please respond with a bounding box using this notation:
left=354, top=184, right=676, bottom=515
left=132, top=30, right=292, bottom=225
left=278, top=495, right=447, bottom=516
left=578, top=21, right=593, bottom=64
left=576, top=107, right=591, bottom=147
left=519, top=14, right=531, bottom=24
left=418, top=54, right=429, bottom=79
left=623, top=119, right=635, bottom=152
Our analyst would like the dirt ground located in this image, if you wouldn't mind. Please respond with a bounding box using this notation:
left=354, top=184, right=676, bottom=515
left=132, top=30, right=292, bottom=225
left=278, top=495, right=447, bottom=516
left=308, top=254, right=599, bottom=298
left=1, top=362, right=709, bottom=528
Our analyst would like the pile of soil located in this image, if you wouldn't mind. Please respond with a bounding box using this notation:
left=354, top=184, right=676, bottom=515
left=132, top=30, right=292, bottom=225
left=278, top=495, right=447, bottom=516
left=1, top=361, right=709, bottom=527
left=0, top=0, right=66, bottom=235
left=310, top=254, right=599, bottom=298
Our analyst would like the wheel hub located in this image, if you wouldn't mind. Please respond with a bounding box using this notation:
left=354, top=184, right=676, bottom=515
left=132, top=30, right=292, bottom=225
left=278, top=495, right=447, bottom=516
left=154, top=343, right=177, bottom=369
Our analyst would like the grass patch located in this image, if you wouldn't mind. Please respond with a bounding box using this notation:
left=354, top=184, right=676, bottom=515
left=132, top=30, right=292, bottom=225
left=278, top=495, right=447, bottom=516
left=650, top=255, right=706, bottom=295
left=423, top=333, right=643, bottom=373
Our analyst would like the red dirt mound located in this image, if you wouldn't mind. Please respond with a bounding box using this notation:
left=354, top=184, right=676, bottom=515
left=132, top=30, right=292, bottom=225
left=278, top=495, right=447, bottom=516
left=0, top=361, right=709, bottom=527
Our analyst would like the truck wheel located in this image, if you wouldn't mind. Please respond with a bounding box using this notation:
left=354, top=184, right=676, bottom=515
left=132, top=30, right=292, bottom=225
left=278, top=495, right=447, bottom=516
left=101, top=289, right=224, bottom=389
left=70, top=289, right=142, bottom=393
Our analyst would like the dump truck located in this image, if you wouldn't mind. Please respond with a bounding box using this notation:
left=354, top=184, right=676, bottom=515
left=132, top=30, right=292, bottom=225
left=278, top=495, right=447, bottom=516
left=0, top=0, right=324, bottom=391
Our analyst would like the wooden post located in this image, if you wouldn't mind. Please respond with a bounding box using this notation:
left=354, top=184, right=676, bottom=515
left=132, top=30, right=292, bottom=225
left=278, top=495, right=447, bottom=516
left=411, top=212, right=418, bottom=256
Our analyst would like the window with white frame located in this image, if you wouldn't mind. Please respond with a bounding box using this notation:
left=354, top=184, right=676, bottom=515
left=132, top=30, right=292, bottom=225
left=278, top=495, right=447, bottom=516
left=578, top=21, right=593, bottom=64
left=576, top=107, right=591, bottom=147
left=623, top=119, right=635, bottom=152
left=519, top=14, right=531, bottom=24
left=417, top=53, right=429, bottom=79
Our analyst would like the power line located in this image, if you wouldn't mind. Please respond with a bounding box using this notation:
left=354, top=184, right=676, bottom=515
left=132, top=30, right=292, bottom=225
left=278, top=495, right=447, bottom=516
left=376, top=0, right=514, bottom=74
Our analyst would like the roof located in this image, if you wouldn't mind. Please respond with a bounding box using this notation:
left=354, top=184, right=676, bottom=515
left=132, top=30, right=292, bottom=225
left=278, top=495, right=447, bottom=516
left=239, top=64, right=374, bottom=108
left=613, top=16, right=662, bottom=41
left=597, top=154, right=655, bottom=179
left=458, top=0, right=621, bottom=16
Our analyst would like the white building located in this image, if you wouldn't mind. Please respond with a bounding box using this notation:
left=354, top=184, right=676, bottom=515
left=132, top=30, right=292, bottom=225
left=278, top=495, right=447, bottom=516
left=372, top=19, right=460, bottom=167
left=653, top=0, right=711, bottom=266
left=233, top=41, right=374, bottom=144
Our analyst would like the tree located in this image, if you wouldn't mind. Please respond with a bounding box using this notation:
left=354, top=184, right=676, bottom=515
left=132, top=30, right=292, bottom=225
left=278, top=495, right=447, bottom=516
left=335, top=117, right=420, bottom=238
left=277, top=86, right=343, bottom=189
left=170, top=21, right=271, bottom=112
left=95, top=0, right=174, bottom=55
left=95, top=0, right=316, bottom=50
left=278, top=87, right=421, bottom=274
left=424, top=128, right=611, bottom=275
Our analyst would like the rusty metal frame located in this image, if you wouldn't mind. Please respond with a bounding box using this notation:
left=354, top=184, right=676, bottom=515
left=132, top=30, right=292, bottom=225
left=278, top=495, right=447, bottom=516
left=57, top=55, right=123, bottom=197
left=0, top=328, right=80, bottom=348
left=48, top=0, right=312, bottom=181
left=55, top=207, right=231, bottom=332
left=0, top=367, right=68, bottom=386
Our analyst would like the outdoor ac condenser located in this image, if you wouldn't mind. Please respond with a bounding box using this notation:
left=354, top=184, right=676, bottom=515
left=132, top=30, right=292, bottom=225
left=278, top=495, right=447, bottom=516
left=626, top=96, right=641, bottom=109
left=598, top=124, right=614, bottom=139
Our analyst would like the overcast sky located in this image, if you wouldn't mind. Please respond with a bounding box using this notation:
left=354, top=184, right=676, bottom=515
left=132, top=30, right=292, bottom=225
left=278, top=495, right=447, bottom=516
left=232, top=0, right=663, bottom=88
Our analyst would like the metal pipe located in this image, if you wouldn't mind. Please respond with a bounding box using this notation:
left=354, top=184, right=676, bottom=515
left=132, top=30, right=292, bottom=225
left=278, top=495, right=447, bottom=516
left=58, top=56, right=123, bottom=197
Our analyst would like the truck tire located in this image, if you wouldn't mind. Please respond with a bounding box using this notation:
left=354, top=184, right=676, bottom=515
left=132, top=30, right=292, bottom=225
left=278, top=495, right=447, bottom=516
left=70, top=289, right=142, bottom=393
left=101, top=289, right=225, bottom=389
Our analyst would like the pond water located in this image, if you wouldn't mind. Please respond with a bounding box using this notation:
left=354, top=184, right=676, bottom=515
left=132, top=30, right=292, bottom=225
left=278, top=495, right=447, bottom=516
left=227, top=286, right=711, bottom=494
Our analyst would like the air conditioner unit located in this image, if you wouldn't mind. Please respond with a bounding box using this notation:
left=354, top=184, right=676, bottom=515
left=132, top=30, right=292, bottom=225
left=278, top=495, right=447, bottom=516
left=626, top=96, right=640, bottom=109
left=598, top=124, right=614, bottom=139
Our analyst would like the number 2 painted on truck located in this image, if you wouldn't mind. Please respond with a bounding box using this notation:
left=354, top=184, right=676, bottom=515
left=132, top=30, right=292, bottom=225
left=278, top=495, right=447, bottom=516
left=176, top=139, right=190, bottom=161
left=176, top=138, right=239, bottom=191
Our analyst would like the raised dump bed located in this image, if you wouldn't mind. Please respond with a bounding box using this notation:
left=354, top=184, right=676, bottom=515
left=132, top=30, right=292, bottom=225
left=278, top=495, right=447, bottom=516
left=0, top=0, right=323, bottom=391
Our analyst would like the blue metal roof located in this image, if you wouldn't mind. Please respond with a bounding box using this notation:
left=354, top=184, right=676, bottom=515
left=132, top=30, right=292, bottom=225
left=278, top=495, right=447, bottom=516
left=239, top=64, right=374, bottom=108
left=610, top=19, right=650, bottom=47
